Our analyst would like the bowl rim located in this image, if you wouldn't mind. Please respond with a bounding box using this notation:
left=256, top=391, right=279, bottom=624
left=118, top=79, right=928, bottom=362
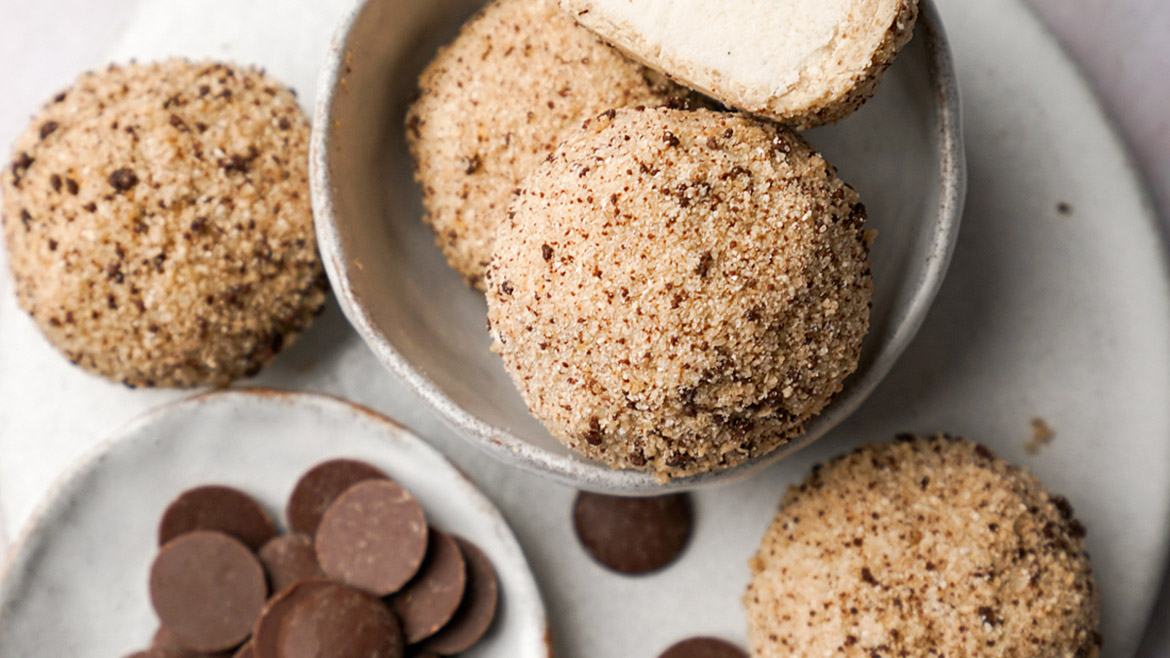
left=310, top=0, right=966, bottom=493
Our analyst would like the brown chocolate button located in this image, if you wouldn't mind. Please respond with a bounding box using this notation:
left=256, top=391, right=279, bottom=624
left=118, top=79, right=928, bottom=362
left=150, top=531, right=268, bottom=653
left=159, top=485, right=277, bottom=551
left=388, top=529, right=466, bottom=643
left=658, top=637, right=747, bottom=658
left=287, top=459, right=389, bottom=535
left=573, top=491, right=693, bottom=574
left=253, top=579, right=337, bottom=658
left=278, top=581, right=404, bottom=658
left=152, top=626, right=234, bottom=657
left=316, top=479, right=428, bottom=596
left=257, top=533, right=323, bottom=593
left=419, top=537, right=499, bottom=655
left=231, top=641, right=253, bottom=658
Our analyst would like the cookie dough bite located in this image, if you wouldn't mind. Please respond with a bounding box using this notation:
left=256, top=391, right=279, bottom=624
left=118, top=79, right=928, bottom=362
left=2, top=60, right=326, bottom=388
left=406, top=0, right=697, bottom=289
left=561, top=0, right=919, bottom=128
left=487, top=107, right=872, bottom=478
left=744, top=435, right=1100, bottom=658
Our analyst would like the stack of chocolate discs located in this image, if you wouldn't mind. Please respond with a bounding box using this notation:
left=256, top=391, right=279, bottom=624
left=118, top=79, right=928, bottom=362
left=123, top=459, right=499, bottom=658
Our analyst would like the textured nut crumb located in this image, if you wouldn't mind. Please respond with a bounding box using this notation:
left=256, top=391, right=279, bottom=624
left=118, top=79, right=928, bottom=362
left=486, top=107, right=872, bottom=478
left=2, top=59, right=326, bottom=388
left=406, top=0, right=699, bottom=289
left=744, top=435, right=1100, bottom=658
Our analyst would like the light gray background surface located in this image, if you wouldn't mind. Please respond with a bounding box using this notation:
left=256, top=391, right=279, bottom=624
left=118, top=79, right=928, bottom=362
left=0, top=0, right=1167, bottom=653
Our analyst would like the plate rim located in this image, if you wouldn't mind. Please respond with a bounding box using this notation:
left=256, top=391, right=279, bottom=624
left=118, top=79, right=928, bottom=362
left=309, top=0, right=968, bottom=494
left=0, top=387, right=551, bottom=657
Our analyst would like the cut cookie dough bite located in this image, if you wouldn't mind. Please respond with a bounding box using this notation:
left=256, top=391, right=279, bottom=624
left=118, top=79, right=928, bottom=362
left=2, top=60, right=326, bottom=388
left=406, top=0, right=698, bottom=289
left=561, top=0, right=919, bottom=128
left=486, top=107, right=872, bottom=479
left=744, top=435, right=1100, bottom=658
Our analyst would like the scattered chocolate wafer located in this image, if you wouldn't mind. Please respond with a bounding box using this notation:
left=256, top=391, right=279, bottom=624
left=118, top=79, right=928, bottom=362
left=287, top=459, right=389, bottom=535
left=420, top=536, right=499, bottom=655
left=150, top=531, right=268, bottom=653
left=253, top=579, right=337, bottom=658
left=316, top=479, right=428, bottom=596
left=658, top=637, right=748, bottom=658
left=277, top=581, right=404, bottom=658
left=258, top=533, right=324, bottom=594
left=158, top=485, right=278, bottom=551
left=573, top=491, right=694, bottom=574
left=389, top=528, right=467, bottom=643
left=152, top=626, right=233, bottom=657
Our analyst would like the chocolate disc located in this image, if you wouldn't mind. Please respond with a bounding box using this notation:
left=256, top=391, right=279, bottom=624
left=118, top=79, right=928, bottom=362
left=278, top=581, right=404, bottom=658
left=258, top=533, right=324, bottom=593
left=389, top=529, right=466, bottom=643
left=658, top=637, right=748, bottom=658
left=316, top=480, right=428, bottom=596
left=253, top=579, right=338, bottom=658
left=573, top=492, right=693, bottom=574
left=150, top=531, right=268, bottom=653
left=232, top=641, right=254, bottom=658
left=158, top=485, right=278, bottom=551
left=152, top=626, right=234, bottom=657
left=287, top=459, right=389, bottom=535
left=420, top=537, right=499, bottom=655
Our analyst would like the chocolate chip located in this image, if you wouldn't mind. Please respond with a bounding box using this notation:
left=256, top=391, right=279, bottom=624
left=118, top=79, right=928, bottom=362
left=389, top=529, right=467, bottom=643
left=463, top=154, right=482, bottom=174
left=500, top=281, right=514, bottom=296
left=39, top=121, right=59, bottom=139
left=49, top=174, right=62, bottom=192
left=169, top=114, right=190, bottom=132
left=316, top=479, right=428, bottom=596
left=658, top=637, right=747, bottom=658
left=158, top=485, right=278, bottom=551
left=278, top=117, right=292, bottom=131
left=572, top=492, right=693, bottom=574
left=419, top=536, right=498, bottom=654
left=541, top=243, right=553, bottom=261
left=286, top=458, right=389, bottom=535
left=662, top=130, right=680, bottom=147
left=11, top=152, right=33, bottom=185
left=258, top=533, right=325, bottom=594
left=269, top=581, right=404, bottom=658
left=695, top=251, right=714, bottom=278
left=150, top=531, right=267, bottom=653
left=109, top=167, right=139, bottom=192
left=65, top=178, right=79, bottom=195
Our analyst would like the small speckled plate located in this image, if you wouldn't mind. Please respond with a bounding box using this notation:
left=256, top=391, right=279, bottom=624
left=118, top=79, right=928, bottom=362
left=311, top=0, right=965, bottom=493
left=0, top=389, right=549, bottom=658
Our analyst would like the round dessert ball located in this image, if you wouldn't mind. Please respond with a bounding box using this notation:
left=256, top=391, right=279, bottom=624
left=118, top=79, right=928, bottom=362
left=486, top=107, right=872, bottom=478
left=744, top=435, right=1100, bottom=658
left=406, top=0, right=695, bottom=289
left=2, top=60, right=327, bottom=388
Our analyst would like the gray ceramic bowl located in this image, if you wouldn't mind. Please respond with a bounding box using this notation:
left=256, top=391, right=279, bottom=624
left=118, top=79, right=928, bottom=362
left=310, top=0, right=965, bottom=493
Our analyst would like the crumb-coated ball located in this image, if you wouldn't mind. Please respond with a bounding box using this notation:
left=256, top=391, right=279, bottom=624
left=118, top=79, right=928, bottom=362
left=2, top=60, right=326, bottom=388
left=486, top=107, right=872, bottom=479
left=744, top=435, right=1100, bottom=658
left=406, top=0, right=696, bottom=289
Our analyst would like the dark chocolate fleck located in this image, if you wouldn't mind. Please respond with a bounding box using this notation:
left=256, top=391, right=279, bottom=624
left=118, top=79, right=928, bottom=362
left=39, top=121, right=59, bottom=139
left=695, top=251, right=714, bottom=278
left=65, top=178, right=79, bottom=195
left=541, top=244, right=553, bottom=261
left=108, top=167, right=139, bottom=192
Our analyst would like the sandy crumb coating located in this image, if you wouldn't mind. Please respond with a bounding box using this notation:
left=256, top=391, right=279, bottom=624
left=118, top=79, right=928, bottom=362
left=406, top=0, right=700, bottom=289
left=560, top=0, right=919, bottom=129
left=744, top=435, right=1100, bottom=658
left=2, top=60, right=326, bottom=388
left=486, top=107, right=872, bottom=479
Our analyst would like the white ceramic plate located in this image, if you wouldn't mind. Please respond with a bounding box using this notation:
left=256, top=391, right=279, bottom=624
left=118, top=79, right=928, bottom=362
left=0, top=390, right=549, bottom=658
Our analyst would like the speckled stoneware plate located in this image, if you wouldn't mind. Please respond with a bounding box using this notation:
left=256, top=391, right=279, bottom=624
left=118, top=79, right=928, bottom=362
left=311, top=0, right=965, bottom=493
left=0, top=389, right=549, bottom=658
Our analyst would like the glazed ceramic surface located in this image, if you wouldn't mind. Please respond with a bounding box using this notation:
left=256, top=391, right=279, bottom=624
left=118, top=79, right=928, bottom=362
left=311, top=0, right=966, bottom=492
left=0, top=390, right=548, bottom=658
left=0, top=0, right=1168, bottom=656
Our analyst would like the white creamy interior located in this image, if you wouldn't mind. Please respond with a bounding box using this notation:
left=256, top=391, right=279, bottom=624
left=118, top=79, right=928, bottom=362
left=578, top=0, right=858, bottom=99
